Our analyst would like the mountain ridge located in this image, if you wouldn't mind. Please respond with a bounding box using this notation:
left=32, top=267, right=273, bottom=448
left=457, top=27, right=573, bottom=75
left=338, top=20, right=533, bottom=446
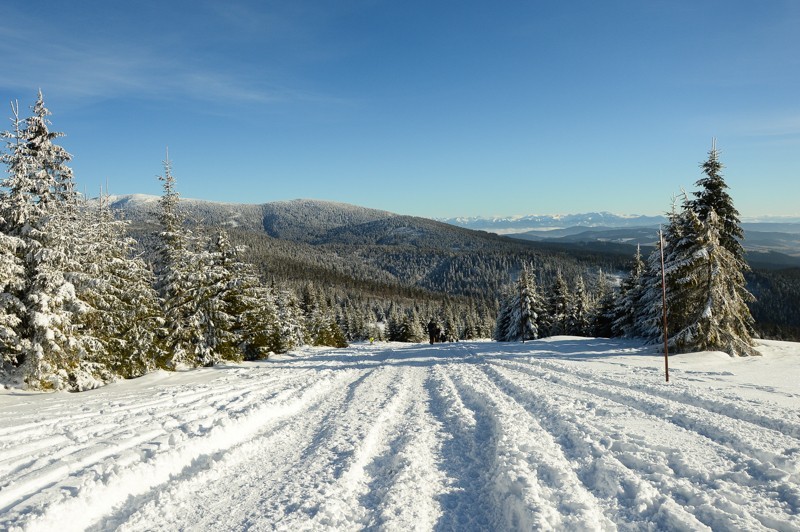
left=101, top=193, right=800, bottom=340
left=104, top=194, right=800, bottom=259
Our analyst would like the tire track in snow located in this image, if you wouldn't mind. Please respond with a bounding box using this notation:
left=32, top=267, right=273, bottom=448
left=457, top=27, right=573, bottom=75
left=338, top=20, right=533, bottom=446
left=488, top=359, right=800, bottom=530
left=0, top=367, right=308, bottom=473
left=425, top=362, right=501, bottom=531
left=114, top=362, right=425, bottom=531
left=103, top=367, right=367, bottom=531
left=481, top=362, right=745, bottom=530
left=285, top=364, right=418, bottom=530
left=532, top=356, right=800, bottom=440
left=498, top=358, right=800, bottom=481
left=443, top=360, right=612, bottom=531
left=0, top=368, right=352, bottom=532
left=357, top=365, right=449, bottom=531
left=0, top=371, right=288, bottom=512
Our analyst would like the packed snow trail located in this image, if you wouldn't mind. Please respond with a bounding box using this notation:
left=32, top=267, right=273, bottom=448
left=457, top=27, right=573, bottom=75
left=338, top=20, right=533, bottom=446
left=1, top=338, right=799, bottom=531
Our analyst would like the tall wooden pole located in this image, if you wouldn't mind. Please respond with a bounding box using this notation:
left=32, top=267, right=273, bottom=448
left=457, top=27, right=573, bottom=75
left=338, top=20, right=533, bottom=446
left=520, top=274, right=525, bottom=343
left=659, top=229, right=670, bottom=383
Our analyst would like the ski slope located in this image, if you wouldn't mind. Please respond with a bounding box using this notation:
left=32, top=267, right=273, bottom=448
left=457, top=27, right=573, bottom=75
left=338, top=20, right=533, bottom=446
left=1, top=338, right=799, bottom=531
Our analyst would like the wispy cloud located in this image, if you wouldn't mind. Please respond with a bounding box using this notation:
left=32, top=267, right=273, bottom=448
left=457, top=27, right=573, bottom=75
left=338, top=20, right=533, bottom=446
left=727, top=113, right=800, bottom=143
left=0, top=7, right=336, bottom=107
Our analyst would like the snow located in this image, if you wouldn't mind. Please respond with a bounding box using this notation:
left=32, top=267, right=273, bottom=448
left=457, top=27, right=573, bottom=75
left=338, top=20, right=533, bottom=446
left=1, top=337, right=799, bottom=531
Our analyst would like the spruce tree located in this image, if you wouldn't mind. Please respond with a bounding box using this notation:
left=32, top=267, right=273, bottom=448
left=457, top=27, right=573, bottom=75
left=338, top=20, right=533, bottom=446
left=211, top=231, right=281, bottom=360
left=191, top=233, right=240, bottom=365
left=569, top=275, right=591, bottom=336
left=666, top=208, right=757, bottom=356
left=493, top=287, right=514, bottom=341
left=301, top=283, right=345, bottom=347
left=0, top=231, right=24, bottom=363
left=611, top=247, right=645, bottom=338
left=634, top=243, right=669, bottom=344
left=591, top=270, right=616, bottom=338
left=153, top=154, right=207, bottom=368
left=515, top=265, right=544, bottom=341
left=689, top=140, right=746, bottom=261
left=650, top=145, right=758, bottom=356
left=546, top=271, right=572, bottom=336
left=0, top=92, right=86, bottom=389
left=494, top=265, right=544, bottom=342
left=275, top=289, right=306, bottom=352
left=0, top=103, right=27, bottom=364
left=68, top=195, right=163, bottom=384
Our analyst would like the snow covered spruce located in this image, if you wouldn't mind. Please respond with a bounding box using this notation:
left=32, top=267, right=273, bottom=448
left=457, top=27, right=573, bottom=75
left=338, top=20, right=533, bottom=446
left=0, top=93, right=329, bottom=390
left=495, top=142, right=758, bottom=358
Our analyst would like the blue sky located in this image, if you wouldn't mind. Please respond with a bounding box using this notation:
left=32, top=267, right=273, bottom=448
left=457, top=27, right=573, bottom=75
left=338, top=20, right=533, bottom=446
left=1, top=1, right=798, bottom=218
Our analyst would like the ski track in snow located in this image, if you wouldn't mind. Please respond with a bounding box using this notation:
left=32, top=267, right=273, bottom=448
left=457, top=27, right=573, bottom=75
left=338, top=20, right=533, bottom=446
left=1, top=339, right=799, bottom=531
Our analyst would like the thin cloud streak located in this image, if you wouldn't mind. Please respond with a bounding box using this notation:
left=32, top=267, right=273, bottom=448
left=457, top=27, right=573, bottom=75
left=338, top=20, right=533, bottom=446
left=0, top=17, right=334, bottom=106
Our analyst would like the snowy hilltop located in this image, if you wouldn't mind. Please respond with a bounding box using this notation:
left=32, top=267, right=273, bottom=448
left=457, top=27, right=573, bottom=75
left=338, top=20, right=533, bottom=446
left=2, top=338, right=799, bottom=531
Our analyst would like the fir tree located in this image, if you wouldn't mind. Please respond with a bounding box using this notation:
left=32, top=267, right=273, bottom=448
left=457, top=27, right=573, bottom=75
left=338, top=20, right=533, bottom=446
left=666, top=208, right=757, bottom=356
left=611, top=247, right=645, bottom=338
left=0, top=92, right=86, bottom=389
left=68, top=194, right=163, bottom=383
left=689, top=140, right=746, bottom=261
left=546, top=271, right=572, bottom=336
left=568, top=275, right=591, bottom=336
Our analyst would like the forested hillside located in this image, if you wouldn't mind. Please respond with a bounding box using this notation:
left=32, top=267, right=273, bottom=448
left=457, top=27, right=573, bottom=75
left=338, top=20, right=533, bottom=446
left=111, top=197, right=615, bottom=354
left=113, top=192, right=800, bottom=345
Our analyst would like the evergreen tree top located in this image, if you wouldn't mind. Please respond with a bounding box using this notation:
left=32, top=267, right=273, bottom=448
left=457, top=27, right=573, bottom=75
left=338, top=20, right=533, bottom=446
left=158, top=151, right=182, bottom=234
left=691, top=144, right=736, bottom=217
left=25, top=90, right=67, bottom=151
left=1, top=91, right=76, bottom=227
left=688, top=140, right=745, bottom=261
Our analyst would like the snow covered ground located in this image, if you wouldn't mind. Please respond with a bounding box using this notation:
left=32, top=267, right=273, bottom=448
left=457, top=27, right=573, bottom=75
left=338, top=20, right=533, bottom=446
left=1, top=337, right=799, bottom=531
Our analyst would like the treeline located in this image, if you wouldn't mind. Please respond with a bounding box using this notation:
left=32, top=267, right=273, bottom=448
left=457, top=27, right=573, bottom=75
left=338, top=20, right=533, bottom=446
left=748, top=268, right=800, bottom=340
left=495, top=265, right=602, bottom=341
left=497, top=143, right=759, bottom=357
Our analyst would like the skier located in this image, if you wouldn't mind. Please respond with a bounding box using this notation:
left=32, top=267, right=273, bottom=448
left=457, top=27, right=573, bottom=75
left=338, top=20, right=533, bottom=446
left=427, top=318, right=439, bottom=345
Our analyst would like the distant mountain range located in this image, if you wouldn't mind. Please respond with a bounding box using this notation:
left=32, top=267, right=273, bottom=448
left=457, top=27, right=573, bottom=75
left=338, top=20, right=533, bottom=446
left=439, top=212, right=668, bottom=233
left=440, top=212, right=800, bottom=233
left=105, top=195, right=800, bottom=263
left=440, top=212, right=800, bottom=259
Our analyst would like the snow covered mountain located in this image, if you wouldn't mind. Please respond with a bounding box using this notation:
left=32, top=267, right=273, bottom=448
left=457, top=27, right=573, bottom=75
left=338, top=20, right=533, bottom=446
left=106, top=194, right=398, bottom=238
left=440, top=212, right=668, bottom=234
left=441, top=212, right=800, bottom=235
left=439, top=211, right=800, bottom=258
left=105, top=194, right=800, bottom=264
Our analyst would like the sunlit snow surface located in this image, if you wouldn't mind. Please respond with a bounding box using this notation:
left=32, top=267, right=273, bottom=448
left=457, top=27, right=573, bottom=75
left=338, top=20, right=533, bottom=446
left=1, top=338, right=799, bottom=531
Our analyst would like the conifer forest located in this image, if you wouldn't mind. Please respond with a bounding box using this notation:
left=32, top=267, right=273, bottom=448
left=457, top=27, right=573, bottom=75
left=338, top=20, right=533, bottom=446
left=1, top=93, right=796, bottom=391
